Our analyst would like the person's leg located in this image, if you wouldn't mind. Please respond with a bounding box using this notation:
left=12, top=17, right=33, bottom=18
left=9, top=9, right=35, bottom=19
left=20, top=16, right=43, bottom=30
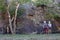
left=48, top=27, right=52, bottom=33
left=45, top=28, right=48, bottom=34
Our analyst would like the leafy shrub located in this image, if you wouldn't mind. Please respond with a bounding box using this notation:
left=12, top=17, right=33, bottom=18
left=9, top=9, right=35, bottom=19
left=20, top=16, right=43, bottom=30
left=9, top=5, right=25, bottom=17
left=17, top=6, right=25, bottom=17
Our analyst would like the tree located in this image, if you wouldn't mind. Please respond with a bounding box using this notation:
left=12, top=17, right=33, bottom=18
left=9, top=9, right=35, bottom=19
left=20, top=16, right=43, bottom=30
left=13, top=2, right=20, bottom=33
left=5, top=0, right=25, bottom=34
left=0, top=0, right=20, bottom=34
left=5, top=1, right=19, bottom=34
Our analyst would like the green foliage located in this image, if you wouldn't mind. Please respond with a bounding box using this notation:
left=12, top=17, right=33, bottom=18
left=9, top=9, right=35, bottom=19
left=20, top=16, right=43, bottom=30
left=17, top=7, right=25, bottom=17
left=45, top=7, right=60, bottom=20
left=0, top=0, right=6, bottom=13
left=9, top=5, right=16, bottom=17
left=17, top=0, right=31, bottom=4
left=54, top=15, right=60, bottom=19
left=12, top=0, right=31, bottom=5
left=9, top=5, right=25, bottom=17
left=8, top=0, right=25, bottom=17
left=12, top=0, right=53, bottom=5
left=45, top=13, right=54, bottom=20
left=32, top=0, right=53, bottom=6
left=58, top=2, right=60, bottom=7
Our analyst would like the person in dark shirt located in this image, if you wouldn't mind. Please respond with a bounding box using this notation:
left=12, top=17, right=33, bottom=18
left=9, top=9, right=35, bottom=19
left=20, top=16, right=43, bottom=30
left=43, top=21, right=49, bottom=34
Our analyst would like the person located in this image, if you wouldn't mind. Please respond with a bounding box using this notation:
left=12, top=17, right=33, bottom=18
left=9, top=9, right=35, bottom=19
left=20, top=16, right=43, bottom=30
left=48, top=21, right=52, bottom=33
left=43, top=21, right=49, bottom=34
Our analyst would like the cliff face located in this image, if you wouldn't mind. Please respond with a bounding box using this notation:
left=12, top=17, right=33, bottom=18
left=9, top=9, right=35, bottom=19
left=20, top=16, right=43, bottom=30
left=0, top=12, right=4, bottom=28
left=16, top=5, right=46, bottom=34
left=53, top=0, right=60, bottom=4
left=0, top=12, right=5, bottom=33
left=55, top=0, right=60, bottom=3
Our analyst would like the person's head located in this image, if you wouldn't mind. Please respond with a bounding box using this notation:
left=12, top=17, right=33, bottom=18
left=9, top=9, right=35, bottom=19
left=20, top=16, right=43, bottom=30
left=44, top=21, right=46, bottom=23
left=48, top=21, right=51, bottom=24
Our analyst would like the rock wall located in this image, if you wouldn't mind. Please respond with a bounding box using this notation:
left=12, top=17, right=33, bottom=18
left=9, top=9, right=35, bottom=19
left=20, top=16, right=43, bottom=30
left=16, top=5, right=46, bottom=34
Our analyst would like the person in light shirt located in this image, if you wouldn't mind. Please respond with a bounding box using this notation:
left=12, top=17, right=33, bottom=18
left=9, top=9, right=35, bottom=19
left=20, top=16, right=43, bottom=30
left=48, top=21, right=52, bottom=28
left=48, top=21, right=52, bottom=33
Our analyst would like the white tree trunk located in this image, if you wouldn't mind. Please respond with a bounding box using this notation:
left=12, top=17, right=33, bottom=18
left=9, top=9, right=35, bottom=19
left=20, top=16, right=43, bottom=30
left=7, top=5, right=14, bottom=34
left=13, top=3, right=20, bottom=33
